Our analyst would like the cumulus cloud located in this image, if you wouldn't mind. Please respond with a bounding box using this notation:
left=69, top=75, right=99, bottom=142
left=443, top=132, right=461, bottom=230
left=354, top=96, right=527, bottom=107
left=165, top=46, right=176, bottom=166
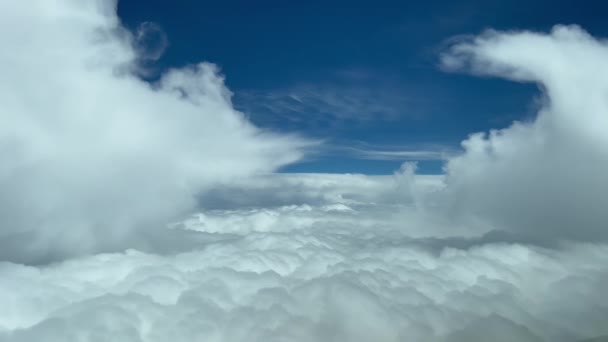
left=2, top=218, right=608, bottom=341
left=439, top=25, right=608, bottom=242
left=1, top=1, right=608, bottom=340
left=2, top=170, right=607, bottom=341
left=0, top=0, right=308, bottom=264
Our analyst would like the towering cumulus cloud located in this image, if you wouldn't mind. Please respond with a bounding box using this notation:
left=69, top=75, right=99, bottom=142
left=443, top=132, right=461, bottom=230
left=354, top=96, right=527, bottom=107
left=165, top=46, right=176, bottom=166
left=1, top=1, right=608, bottom=341
left=0, top=0, right=306, bottom=263
left=440, top=25, right=608, bottom=242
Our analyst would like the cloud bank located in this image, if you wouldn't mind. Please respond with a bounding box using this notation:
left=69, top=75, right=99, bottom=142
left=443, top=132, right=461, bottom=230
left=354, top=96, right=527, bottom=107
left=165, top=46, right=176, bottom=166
left=439, top=25, right=608, bottom=242
left=1, top=1, right=608, bottom=341
left=0, top=0, right=308, bottom=264
left=2, top=225, right=607, bottom=342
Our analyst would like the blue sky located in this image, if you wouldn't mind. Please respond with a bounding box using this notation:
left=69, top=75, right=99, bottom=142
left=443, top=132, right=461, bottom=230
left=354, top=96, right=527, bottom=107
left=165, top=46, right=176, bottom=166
left=118, top=0, right=608, bottom=174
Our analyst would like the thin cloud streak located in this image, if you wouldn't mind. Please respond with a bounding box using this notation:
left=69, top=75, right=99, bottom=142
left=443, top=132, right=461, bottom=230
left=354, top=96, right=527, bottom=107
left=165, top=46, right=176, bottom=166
left=346, top=147, right=456, bottom=161
left=312, top=142, right=459, bottom=162
left=235, top=84, right=416, bottom=127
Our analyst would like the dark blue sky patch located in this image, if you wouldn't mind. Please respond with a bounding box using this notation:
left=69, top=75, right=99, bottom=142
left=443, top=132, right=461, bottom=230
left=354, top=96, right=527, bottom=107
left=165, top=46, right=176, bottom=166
left=117, top=0, right=608, bottom=174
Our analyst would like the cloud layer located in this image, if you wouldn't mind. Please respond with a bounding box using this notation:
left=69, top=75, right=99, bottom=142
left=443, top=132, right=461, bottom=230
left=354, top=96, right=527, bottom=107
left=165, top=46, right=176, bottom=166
left=2, top=195, right=608, bottom=341
left=2, top=171, right=607, bottom=341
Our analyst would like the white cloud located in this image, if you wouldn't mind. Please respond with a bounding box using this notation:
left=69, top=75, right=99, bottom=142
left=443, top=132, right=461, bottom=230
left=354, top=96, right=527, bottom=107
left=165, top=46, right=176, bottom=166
left=134, top=21, right=169, bottom=62
left=0, top=0, right=309, bottom=264
left=340, top=146, right=456, bottom=161
left=1, top=1, right=608, bottom=340
left=1, top=220, right=607, bottom=341
left=438, top=25, right=608, bottom=242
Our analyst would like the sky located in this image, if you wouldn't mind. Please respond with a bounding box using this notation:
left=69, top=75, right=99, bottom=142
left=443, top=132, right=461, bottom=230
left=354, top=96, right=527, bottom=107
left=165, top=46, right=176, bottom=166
left=117, top=0, right=608, bottom=174
left=2, top=1, right=608, bottom=341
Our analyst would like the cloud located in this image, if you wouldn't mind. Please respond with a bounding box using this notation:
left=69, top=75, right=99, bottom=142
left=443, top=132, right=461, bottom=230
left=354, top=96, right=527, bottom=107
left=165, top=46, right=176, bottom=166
left=338, top=145, right=457, bottom=161
left=438, top=25, right=608, bottom=242
left=2, top=213, right=608, bottom=341
left=1, top=170, right=606, bottom=341
left=235, top=84, right=413, bottom=130
left=134, top=22, right=169, bottom=62
left=351, top=149, right=449, bottom=161
left=2, top=1, right=608, bottom=340
left=0, top=0, right=309, bottom=264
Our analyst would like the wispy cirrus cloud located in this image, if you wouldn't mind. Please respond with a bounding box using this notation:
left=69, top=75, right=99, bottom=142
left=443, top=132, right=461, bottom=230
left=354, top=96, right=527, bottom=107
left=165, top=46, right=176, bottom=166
left=343, top=146, right=456, bottom=161
left=310, top=141, right=459, bottom=162
left=234, top=83, right=417, bottom=129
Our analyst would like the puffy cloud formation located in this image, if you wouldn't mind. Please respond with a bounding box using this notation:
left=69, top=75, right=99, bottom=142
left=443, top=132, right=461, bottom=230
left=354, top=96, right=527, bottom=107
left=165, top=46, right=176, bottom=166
left=440, top=25, right=608, bottom=242
left=2, top=173, right=608, bottom=341
left=1, top=0, right=608, bottom=340
left=0, top=0, right=307, bottom=264
left=2, top=193, right=608, bottom=341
